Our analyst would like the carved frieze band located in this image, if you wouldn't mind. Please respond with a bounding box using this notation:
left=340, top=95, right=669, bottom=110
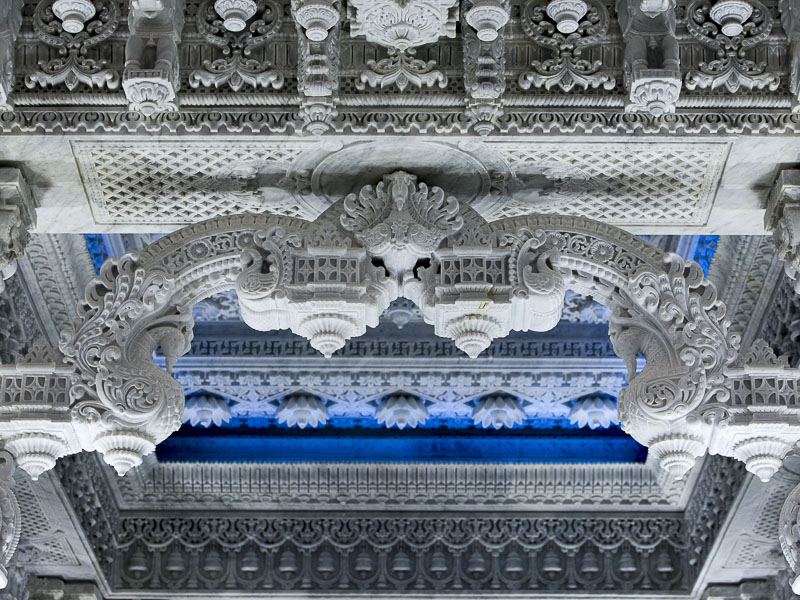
left=49, top=454, right=742, bottom=595
left=0, top=0, right=797, bottom=129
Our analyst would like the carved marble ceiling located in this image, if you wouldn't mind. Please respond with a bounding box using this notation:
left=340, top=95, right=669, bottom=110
left=3, top=0, right=800, bottom=596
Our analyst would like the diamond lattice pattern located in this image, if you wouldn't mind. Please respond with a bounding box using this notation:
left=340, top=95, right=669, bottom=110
left=73, top=141, right=313, bottom=224
left=488, top=142, right=728, bottom=225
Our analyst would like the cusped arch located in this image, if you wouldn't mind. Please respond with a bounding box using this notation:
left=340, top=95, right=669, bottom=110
left=41, top=171, right=738, bottom=480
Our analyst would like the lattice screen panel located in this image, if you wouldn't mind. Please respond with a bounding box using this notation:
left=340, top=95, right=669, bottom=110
left=487, top=141, right=728, bottom=225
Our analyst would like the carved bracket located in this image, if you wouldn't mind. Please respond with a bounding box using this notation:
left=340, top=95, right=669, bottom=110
left=0, top=169, right=36, bottom=294
left=123, top=0, right=185, bottom=115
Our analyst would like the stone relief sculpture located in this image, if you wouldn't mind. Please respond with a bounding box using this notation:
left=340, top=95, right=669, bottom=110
left=684, top=0, right=780, bottom=93
left=0, top=170, right=768, bottom=490
left=25, top=0, right=120, bottom=90
left=189, top=0, right=283, bottom=91
left=519, top=0, right=616, bottom=92
left=294, top=0, right=340, bottom=133
left=123, top=0, right=184, bottom=115
left=462, top=0, right=509, bottom=134
left=0, top=0, right=22, bottom=111
left=0, top=170, right=36, bottom=295
left=781, top=0, right=800, bottom=110
left=617, top=0, right=680, bottom=115
left=2, top=171, right=800, bottom=585
left=348, top=0, right=458, bottom=91
left=0, top=451, right=18, bottom=591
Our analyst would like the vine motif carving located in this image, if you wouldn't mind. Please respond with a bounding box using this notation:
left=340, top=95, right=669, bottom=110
left=25, top=0, right=120, bottom=91
left=348, top=0, right=458, bottom=91
left=518, top=0, right=616, bottom=92
left=684, top=0, right=780, bottom=93
left=189, top=0, right=283, bottom=91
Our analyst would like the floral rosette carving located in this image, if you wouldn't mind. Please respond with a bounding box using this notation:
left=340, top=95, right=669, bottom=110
left=189, top=0, right=284, bottom=91
left=684, top=0, right=779, bottom=92
left=25, top=0, right=120, bottom=90
left=518, top=0, right=616, bottom=92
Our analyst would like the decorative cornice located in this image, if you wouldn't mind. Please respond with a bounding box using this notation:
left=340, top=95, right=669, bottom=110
left=118, top=459, right=686, bottom=510
left=4, top=109, right=800, bottom=135
left=49, top=453, right=743, bottom=596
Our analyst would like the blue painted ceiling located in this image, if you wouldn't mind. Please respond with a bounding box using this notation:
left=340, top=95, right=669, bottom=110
left=85, top=233, right=717, bottom=465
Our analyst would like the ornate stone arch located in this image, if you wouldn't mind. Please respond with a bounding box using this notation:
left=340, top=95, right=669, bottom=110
left=0, top=171, right=752, bottom=483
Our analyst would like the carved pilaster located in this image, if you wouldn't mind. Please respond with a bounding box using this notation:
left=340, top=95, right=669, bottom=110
left=0, top=169, right=36, bottom=295
left=123, top=0, right=185, bottom=115
left=295, top=1, right=340, bottom=134
left=462, top=0, right=508, bottom=134
left=765, top=169, right=800, bottom=280
left=781, top=0, right=800, bottom=111
left=617, top=0, right=680, bottom=116
left=0, top=0, right=22, bottom=111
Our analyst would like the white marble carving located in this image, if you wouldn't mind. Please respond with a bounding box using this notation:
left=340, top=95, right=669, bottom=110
left=0, top=175, right=749, bottom=481
left=348, top=0, right=458, bottom=50
left=0, top=0, right=22, bottom=111
left=123, top=0, right=184, bottom=115
left=348, top=0, right=459, bottom=91
left=276, top=394, right=329, bottom=428
left=191, top=0, right=283, bottom=91
left=51, top=0, right=95, bottom=32
left=706, top=340, right=800, bottom=483
left=546, top=0, right=587, bottom=33
left=617, top=0, right=680, bottom=115
left=519, top=0, right=615, bottom=92
left=214, top=0, right=256, bottom=31
left=765, top=170, right=800, bottom=279
left=472, top=395, right=526, bottom=429
left=781, top=0, right=800, bottom=110
left=292, top=0, right=339, bottom=41
left=182, top=395, right=232, bottom=427
left=374, top=395, right=428, bottom=429
left=0, top=170, right=36, bottom=294
left=0, top=451, right=18, bottom=590
left=684, top=0, right=779, bottom=93
left=26, top=0, right=120, bottom=90
left=569, top=396, right=620, bottom=429
left=340, top=171, right=464, bottom=278
left=465, top=0, right=509, bottom=41
left=710, top=0, right=753, bottom=36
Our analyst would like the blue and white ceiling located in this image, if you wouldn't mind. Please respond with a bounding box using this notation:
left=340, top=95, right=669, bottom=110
left=84, top=233, right=717, bottom=464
